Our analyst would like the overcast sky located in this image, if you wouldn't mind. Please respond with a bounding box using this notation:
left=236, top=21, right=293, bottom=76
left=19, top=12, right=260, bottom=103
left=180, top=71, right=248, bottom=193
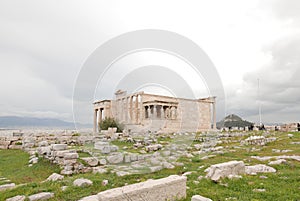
left=0, top=0, right=299, bottom=124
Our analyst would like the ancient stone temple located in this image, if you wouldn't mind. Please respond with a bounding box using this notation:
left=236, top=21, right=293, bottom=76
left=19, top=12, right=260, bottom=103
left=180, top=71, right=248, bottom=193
left=93, top=90, right=216, bottom=133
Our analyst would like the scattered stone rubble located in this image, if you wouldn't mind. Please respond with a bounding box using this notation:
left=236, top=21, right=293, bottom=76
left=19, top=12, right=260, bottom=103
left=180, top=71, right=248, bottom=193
left=241, top=135, right=276, bottom=146
left=251, top=155, right=300, bottom=162
left=1, top=128, right=299, bottom=200
left=0, top=128, right=287, bottom=178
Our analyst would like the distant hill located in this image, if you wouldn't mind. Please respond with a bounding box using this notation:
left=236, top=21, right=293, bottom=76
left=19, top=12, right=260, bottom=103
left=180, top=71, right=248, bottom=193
left=0, top=116, right=91, bottom=128
left=217, top=114, right=253, bottom=129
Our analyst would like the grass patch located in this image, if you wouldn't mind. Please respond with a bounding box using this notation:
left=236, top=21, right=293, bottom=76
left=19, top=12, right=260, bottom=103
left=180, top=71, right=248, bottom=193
left=78, top=152, right=92, bottom=158
left=0, top=149, right=61, bottom=184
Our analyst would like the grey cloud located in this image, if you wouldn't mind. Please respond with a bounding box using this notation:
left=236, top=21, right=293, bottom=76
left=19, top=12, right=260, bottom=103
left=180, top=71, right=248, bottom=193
left=227, top=34, right=300, bottom=123
left=0, top=0, right=114, bottom=123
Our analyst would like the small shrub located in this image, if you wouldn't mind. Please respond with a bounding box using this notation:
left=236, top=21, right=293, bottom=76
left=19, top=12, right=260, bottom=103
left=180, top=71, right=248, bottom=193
left=98, top=117, right=123, bottom=132
left=72, top=133, right=80, bottom=137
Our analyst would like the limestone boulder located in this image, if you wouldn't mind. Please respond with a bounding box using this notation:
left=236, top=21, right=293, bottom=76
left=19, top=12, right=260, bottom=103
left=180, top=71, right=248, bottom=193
left=268, top=159, right=286, bottom=165
left=51, top=144, right=67, bottom=151
left=96, top=175, right=186, bottom=201
left=73, top=178, right=93, bottom=187
left=102, top=179, right=109, bottom=186
left=46, top=173, right=64, bottom=182
left=191, top=195, right=213, bottom=201
left=38, top=141, right=49, bottom=147
left=94, top=141, right=118, bottom=154
left=92, top=167, right=108, bottom=174
left=6, top=195, right=26, bottom=201
left=106, top=153, right=124, bottom=164
left=116, top=171, right=130, bottom=177
left=205, top=161, right=245, bottom=181
left=63, top=159, right=77, bottom=166
left=28, top=192, right=54, bottom=201
left=61, top=169, right=73, bottom=175
left=99, top=158, right=107, bottom=165
left=81, top=157, right=99, bottom=167
left=245, top=164, right=276, bottom=175
left=64, top=153, right=79, bottom=160
left=37, top=146, right=51, bottom=155
left=145, top=144, right=163, bottom=152
left=0, top=183, right=16, bottom=191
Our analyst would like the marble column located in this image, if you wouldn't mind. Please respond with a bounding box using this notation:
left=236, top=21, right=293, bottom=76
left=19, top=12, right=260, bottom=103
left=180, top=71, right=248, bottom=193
left=213, top=101, right=217, bottom=129
left=130, top=96, right=133, bottom=123
left=153, top=105, right=157, bottom=119
left=139, top=95, right=143, bottom=123
left=98, top=109, right=102, bottom=125
left=135, top=95, right=139, bottom=123
left=93, top=109, right=98, bottom=133
left=147, top=106, right=151, bottom=119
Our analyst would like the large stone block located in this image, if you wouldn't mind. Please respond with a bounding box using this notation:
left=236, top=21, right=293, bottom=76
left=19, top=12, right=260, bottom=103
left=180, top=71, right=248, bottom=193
left=0, top=183, right=15, bottom=191
left=81, top=157, right=99, bottom=167
left=51, top=144, right=67, bottom=151
left=94, top=141, right=118, bottom=154
left=64, top=153, right=79, bottom=160
left=37, top=146, right=51, bottom=155
left=28, top=192, right=54, bottom=201
left=63, top=159, right=77, bottom=166
left=0, top=141, right=10, bottom=146
left=96, top=175, right=186, bottom=201
left=52, top=150, right=70, bottom=158
left=106, top=153, right=123, bottom=164
left=46, top=173, right=64, bottom=182
left=73, top=178, right=93, bottom=187
left=245, top=164, right=276, bottom=175
left=6, top=195, right=26, bottom=201
left=205, top=160, right=245, bottom=181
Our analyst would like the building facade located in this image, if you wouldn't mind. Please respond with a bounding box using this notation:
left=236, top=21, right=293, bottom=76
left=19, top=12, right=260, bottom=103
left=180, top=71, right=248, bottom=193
left=93, top=90, right=216, bottom=133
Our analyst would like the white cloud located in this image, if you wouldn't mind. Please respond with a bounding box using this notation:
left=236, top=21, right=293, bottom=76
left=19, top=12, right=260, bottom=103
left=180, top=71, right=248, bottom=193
left=0, top=0, right=299, bottom=124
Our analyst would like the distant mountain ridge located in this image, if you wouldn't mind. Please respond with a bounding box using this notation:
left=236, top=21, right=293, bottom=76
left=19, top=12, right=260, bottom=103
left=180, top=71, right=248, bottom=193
left=217, top=114, right=253, bottom=128
left=0, top=116, right=91, bottom=128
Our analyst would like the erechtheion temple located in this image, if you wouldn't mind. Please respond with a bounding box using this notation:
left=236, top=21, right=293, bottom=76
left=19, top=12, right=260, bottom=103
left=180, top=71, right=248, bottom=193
left=93, top=90, right=216, bottom=133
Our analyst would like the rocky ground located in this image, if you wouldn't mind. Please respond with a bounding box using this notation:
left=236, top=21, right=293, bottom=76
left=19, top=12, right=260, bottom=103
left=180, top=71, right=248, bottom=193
left=0, top=129, right=299, bottom=200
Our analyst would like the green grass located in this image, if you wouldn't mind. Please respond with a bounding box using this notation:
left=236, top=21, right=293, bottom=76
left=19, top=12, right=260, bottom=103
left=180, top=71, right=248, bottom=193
left=78, top=151, right=91, bottom=158
left=110, top=140, right=141, bottom=153
left=0, top=131, right=299, bottom=201
left=0, top=150, right=61, bottom=185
